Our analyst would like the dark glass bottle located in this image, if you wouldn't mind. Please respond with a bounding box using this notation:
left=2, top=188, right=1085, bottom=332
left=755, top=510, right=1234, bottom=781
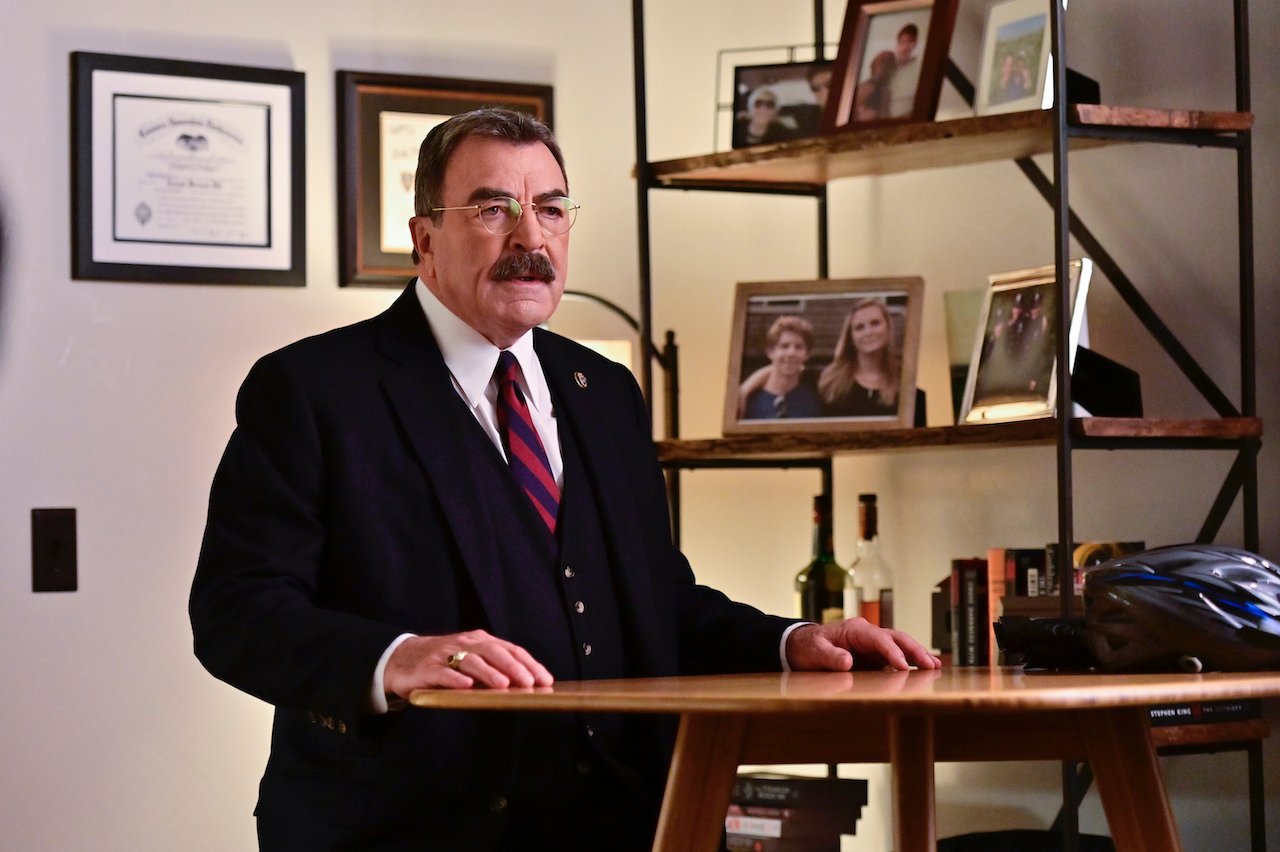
left=794, top=495, right=853, bottom=624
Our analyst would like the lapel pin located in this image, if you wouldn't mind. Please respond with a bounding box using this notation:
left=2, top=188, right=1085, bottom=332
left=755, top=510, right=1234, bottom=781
left=574, top=371, right=588, bottom=388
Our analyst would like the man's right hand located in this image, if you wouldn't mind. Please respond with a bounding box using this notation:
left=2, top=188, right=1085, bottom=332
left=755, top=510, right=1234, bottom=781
left=383, top=629, right=554, bottom=698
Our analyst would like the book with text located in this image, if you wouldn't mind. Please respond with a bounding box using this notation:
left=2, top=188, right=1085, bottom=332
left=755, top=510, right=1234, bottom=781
left=952, top=557, right=988, bottom=665
left=986, top=548, right=1049, bottom=663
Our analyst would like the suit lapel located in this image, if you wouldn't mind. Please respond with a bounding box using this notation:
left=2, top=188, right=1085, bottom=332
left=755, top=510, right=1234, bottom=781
left=376, top=284, right=511, bottom=636
left=536, top=331, right=669, bottom=675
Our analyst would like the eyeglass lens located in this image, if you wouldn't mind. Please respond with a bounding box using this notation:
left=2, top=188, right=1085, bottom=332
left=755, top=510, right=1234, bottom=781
left=477, top=197, right=577, bottom=236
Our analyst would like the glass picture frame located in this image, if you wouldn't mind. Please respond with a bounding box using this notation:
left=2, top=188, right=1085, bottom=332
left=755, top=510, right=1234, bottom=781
left=730, top=59, right=834, bottom=148
left=959, top=258, right=1093, bottom=424
left=974, top=0, right=1055, bottom=116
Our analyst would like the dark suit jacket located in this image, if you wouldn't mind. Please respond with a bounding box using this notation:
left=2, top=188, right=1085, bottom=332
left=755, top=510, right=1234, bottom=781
left=190, top=283, right=793, bottom=848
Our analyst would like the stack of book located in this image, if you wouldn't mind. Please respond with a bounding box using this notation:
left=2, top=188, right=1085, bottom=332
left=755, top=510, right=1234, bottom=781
left=725, top=774, right=868, bottom=851
left=950, top=541, right=1145, bottom=666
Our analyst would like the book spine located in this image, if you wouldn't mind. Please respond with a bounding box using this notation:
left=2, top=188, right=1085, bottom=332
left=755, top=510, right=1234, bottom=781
left=986, top=548, right=1007, bottom=666
left=950, top=559, right=963, bottom=664
left=957, top=558, right=988, bottom=665
left=1148, top=699, right=1262, bottom=727
left=1045, top=544, right=1059, bottom=598
left=1010, top=548, right=1047, bottom=597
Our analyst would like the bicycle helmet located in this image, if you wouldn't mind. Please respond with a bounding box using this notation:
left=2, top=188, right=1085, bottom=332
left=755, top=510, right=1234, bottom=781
left=1084, top=544, right=1280, bottom=672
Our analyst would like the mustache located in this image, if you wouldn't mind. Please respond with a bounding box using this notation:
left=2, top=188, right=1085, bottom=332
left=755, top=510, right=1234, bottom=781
left=490, top=252, right=556, bottom=282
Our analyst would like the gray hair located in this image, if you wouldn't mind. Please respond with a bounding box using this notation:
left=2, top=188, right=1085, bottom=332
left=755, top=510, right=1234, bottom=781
left=411, top=108, right=566, bottom=262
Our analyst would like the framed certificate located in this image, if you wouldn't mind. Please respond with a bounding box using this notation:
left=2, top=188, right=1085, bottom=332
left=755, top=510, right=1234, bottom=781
left=71, top=52, right=305, bottom=286
left=336, top=71, right=553, bottom=287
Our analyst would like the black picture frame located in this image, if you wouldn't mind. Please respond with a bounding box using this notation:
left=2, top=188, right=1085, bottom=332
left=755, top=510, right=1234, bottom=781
left=336, top=71, right=554, bottom=287
left=824, top=0, right=960, bottom=132
left=70, top=51, right=305, bottom=286
left=730, top=59, right=834, bottom=148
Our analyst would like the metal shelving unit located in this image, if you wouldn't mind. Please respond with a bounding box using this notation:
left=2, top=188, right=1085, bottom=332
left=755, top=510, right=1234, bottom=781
left=630, top=0, right=1257, bottom=551
left=630, top=1, right=1260, bottom=844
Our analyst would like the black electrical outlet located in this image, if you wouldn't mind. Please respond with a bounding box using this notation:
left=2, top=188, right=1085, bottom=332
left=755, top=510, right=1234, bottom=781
left=32, top=508, right=77, bottom=592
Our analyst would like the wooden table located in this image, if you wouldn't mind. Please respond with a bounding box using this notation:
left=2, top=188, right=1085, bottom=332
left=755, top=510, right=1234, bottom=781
left=411, top=668, right=1280, bottom=851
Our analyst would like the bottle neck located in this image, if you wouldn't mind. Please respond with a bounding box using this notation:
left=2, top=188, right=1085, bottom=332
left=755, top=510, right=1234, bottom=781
left=812, top=507, right=834, bottom=560
left=859, top=500, right=878, bottom=542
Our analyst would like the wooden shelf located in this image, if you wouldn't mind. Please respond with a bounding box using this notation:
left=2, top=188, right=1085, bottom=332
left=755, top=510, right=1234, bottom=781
left=645, top=105, right=1252, bottom=190
left=1152, top=718, right=1270, bottom=750
left=655, top=417, right=1261, bottom=463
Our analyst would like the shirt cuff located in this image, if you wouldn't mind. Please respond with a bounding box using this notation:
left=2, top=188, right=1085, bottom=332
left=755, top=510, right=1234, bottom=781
left=779, top=621, right=813, bottom=672
left=368, top=633, right=416, bottom=714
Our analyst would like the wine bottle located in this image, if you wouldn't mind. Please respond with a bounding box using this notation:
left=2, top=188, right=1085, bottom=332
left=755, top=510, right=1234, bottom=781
left=852, top=493, right=894, bottom=628
left=794, top=495, right=853, bottom=624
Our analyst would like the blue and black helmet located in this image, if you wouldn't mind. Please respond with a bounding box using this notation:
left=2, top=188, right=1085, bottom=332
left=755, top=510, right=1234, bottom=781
left=1084, top=544, right=1280, bottom=672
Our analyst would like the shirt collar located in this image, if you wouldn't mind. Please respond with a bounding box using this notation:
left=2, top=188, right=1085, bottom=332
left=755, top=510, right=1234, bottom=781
left=414, top=278, right=553, bottom=414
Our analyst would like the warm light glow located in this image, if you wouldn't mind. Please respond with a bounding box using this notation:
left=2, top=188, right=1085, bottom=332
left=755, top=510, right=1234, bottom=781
left=576, top=339, right=634, bottom=372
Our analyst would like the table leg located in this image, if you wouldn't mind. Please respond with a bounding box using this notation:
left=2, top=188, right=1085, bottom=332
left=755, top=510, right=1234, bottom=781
left=652, top=713, right=747, bottom=852
left=891, top=712, right=936, bottom=852
left=1083, top=707, right=1182, bottom=852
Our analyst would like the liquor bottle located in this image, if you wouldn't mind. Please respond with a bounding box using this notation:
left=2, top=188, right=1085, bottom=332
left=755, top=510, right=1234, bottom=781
left=851, top=493, right=894, bottom=628
left=794, top=495, right=853, bottom=624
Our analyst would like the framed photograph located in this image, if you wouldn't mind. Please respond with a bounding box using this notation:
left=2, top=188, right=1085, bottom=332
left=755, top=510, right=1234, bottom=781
left=337, top=71, right=553, bottom=287
left=70, top=52, right=305, bottom=286
left=714, top=44, right=835, bottom=151
left=974, top=0, right=1054, bottom=115
left=824, top=0, right=960, bottom=132
left=959, top=259, right=1094, bottom=424
left=723, top=278, right=924, bottom=435
left=730, top=60, right=834, bottom=148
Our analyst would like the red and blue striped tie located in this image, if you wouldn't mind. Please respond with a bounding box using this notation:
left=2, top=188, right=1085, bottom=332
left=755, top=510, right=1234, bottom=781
left=495, top=351, right=560, bottom=534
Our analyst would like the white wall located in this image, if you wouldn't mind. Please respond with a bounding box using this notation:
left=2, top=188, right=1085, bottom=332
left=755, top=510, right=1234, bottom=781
left=0, top=1, right=1274, bottom=850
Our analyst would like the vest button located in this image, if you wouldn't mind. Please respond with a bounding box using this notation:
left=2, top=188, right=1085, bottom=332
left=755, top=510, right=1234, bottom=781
left=490, top=796, right=508, bottom=813
left=582, top=642, right=592, bottom=656
left=585, top=724, right=594, bottom=737
left=576, top=758, right=593, bottom=775
left=574, top=600, right=585, bottom=614
left=563, top=565, right=576, bottom=579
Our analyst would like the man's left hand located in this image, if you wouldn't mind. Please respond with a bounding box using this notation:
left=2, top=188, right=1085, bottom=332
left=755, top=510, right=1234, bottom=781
left=785, top=619, right=942, bottom=672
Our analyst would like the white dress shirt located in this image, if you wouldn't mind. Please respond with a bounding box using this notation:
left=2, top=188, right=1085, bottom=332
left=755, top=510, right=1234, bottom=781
left=368, top=280, right=565, bottom=712
left=413, top=279, right=565, bottom=487
left=369, top=280, right=798, bottom=711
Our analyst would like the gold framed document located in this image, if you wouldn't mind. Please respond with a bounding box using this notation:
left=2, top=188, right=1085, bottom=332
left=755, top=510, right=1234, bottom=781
left=336, top=71, right=553, bottom=287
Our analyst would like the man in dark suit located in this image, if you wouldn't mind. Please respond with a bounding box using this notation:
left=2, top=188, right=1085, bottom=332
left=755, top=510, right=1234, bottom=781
left=190, top=108, right=939, bottom=851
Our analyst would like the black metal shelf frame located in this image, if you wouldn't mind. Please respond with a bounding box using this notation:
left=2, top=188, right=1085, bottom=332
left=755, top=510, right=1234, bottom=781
left=630, top=0, right=1256, bottom=555
left=631, top=5, right=1258, bottom=844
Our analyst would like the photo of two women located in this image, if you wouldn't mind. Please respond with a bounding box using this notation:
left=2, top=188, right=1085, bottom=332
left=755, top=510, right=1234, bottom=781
left=733, top=290, right=916, bottom=425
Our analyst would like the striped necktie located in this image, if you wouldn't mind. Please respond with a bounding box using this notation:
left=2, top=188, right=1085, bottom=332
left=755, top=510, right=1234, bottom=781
left=494, top=350, right=560, bottom=534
